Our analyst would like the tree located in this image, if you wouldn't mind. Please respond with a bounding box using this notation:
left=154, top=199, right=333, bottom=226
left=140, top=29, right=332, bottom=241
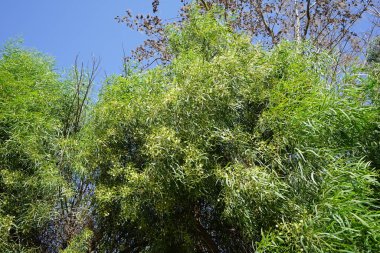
left=0, top=42, right=70, bottom=251
left=1, top=5, right=379, bottom=252
left=87, top=8, right=380, bottom=252
left=41, top=56, right=98, bottom=252
left=117, top=0, right=377, bottom=68
left=0, top=43, right=97, bottom=252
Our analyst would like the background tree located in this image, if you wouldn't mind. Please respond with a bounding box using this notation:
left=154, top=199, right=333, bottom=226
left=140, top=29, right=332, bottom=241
left=367, top=36, right=380, bottom=63
left=117, top=0, right=378, bottom=69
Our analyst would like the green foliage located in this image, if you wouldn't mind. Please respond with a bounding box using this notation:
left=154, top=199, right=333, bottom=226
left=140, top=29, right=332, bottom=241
left=1, top=7, right=379, bottom=253
left=60, top=229, right=93, bottom=253
left=83, top=8, right=380, bottom=252
left=257, top=160, right=380, bottom=253
left=0, top=42, right=71, bottom=251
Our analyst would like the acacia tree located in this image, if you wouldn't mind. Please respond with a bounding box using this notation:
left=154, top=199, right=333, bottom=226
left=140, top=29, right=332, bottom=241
left=117, top=0, right=377, bottom=68
left=87, top=8, right=380, bottom=252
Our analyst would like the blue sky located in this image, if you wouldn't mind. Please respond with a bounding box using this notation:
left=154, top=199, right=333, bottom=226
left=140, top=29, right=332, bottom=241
left=0, top=1, right=182, bottom=84
left=1, top=1, right=377, bottom=83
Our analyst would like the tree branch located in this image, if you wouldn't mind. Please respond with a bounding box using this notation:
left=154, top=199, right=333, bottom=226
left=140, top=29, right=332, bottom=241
left=251, top=0, right=276, bottom=44
left=303, top=0, right=311, bottom=38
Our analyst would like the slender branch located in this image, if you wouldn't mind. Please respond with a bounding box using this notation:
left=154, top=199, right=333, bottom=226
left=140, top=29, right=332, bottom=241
left=251, top=0, right=276, bottom=44
left=76, top=57, right=100, bottom=128
left=294, top=0, right=301, bottom=43
left=312, top=12, right=340, bottom=45
left=303, top=0, right=311, bottom=38
left=329, top=8, right=367, bottom=52
left=73, top=62, right=84, bottom=132
left=199, top=0, right=211, bottom=11
left=63, top=55, right=80, bottom=137
left=142, top=57, right=163, bottom=70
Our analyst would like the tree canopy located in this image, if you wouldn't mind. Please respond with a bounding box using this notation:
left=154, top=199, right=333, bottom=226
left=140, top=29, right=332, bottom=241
left=1, top=6, right=380, bottom=253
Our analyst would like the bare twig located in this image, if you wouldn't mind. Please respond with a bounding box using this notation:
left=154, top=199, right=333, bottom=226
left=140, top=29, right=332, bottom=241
left=303, top=0, right=311, bottom=38
left=251, top=0, right=276, bottom=44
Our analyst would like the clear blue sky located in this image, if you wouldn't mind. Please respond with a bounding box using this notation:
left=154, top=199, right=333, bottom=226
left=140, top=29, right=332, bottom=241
left=0, top=0, right=182, bottom=85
